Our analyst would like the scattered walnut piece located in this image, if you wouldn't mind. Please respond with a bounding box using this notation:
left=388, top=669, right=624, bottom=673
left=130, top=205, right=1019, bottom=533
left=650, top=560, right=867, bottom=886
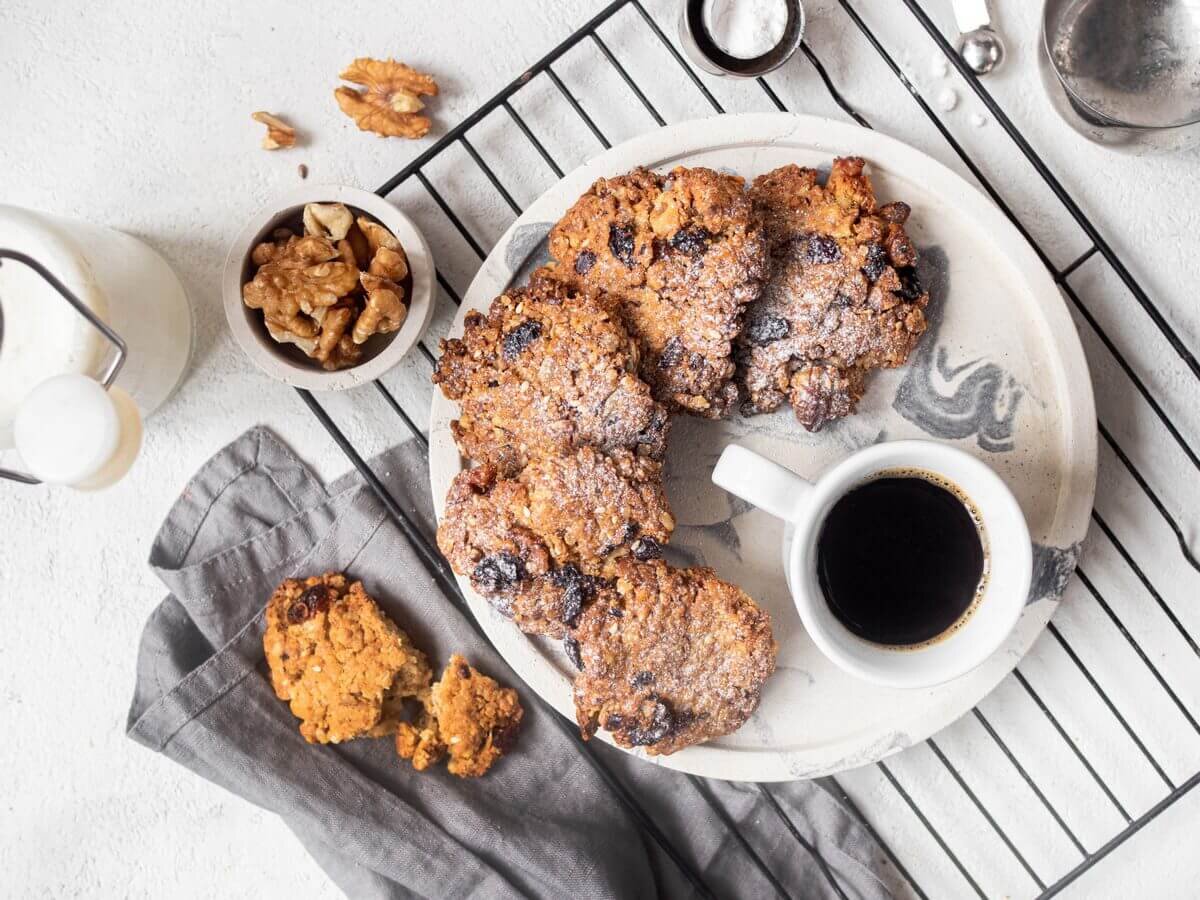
left=334, top=58, right=438, bottom=139
left=251, top=111, right=296, bottom=150
left=303, top=202, right=354, bottom=242
left=355, top=273, right=408, bottom=344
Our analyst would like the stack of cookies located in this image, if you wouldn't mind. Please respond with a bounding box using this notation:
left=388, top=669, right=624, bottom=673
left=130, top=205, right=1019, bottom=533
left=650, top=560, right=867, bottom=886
left=433, top=159, right=929, bottom=755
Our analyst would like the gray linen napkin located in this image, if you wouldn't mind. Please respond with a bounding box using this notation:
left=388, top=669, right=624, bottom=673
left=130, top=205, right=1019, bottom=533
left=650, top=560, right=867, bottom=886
left=127, top=426, right=900, bottom=900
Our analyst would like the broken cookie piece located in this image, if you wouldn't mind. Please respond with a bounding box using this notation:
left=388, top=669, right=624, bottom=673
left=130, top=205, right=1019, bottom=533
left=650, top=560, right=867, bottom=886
left=396, top=654, right=523, bottom=777
left=263, top=573, right=432, bottom=744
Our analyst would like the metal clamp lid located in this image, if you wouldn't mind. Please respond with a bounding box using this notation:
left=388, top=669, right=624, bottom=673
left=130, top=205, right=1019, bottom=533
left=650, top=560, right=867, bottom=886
left=0, top=248, right=127, bottom=485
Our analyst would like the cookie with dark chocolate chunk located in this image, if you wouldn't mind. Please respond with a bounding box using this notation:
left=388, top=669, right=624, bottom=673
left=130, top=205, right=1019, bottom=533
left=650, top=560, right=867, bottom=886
left=435, top=448, right=673, bottom=637
left=572, top=559, right=777, bottom=755
left=434, top=269, right=669, bottom=476
left=548, top=165, right=768, bottom=418
left=738, top=158, right=928, bottom=430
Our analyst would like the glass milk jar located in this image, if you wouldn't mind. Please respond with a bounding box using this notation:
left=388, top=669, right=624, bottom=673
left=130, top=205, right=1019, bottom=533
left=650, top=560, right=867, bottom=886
left=0, top=205, right=193, bottom=488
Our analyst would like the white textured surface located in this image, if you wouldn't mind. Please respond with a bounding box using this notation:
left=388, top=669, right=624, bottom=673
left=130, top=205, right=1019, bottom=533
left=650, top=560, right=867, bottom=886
left=2, top=1, right=1198, bottom=897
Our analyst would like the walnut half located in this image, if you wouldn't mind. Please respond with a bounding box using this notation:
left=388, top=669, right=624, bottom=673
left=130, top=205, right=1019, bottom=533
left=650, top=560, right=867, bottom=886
left=355, top=273, right=408, bottom=344
left=358, top=216, right=408, bottom=281
left=334, top=58, right=438, bottom=139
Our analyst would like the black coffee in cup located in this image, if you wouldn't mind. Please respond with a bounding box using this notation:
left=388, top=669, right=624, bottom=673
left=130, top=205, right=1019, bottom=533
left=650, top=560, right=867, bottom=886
left=815, top=468, right=987, bottom=647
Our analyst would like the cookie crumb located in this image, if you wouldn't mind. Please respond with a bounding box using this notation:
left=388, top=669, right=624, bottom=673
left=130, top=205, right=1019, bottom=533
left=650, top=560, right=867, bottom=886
left=298, top=163, right=309, bottom=179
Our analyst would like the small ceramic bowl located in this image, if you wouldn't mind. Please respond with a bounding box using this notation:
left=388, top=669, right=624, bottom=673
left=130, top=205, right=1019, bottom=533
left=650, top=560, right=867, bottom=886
left=223, top=184, right=435, bottom=391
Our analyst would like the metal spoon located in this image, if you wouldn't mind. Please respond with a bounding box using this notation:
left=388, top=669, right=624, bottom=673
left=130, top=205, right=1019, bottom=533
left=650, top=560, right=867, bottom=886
left=953, top=0, right=1006, bottom=75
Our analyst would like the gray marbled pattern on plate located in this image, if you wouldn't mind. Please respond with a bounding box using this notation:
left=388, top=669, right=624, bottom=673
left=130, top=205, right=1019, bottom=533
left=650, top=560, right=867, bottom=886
left=1027, top=541, right=1082, bottom=605
left=504, top=221, right=553, bottom=283
left=894, top=247, right=1025, bottom=453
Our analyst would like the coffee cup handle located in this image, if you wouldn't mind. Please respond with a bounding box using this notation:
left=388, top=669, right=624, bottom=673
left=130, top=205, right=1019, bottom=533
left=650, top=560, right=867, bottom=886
left=711, top=444, right=814, bottom=524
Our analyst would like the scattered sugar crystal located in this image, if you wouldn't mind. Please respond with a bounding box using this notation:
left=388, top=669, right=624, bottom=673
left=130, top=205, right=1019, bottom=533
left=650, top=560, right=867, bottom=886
left=930, top=55, right=949, bottom=78
left=936, top=88, right=958, bottom=111
left=970, top=113, right=988, bottom=128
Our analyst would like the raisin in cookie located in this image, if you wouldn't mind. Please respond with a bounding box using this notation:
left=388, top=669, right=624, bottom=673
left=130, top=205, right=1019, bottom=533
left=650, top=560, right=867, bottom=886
left=738, top=158, right=928, bottom=430
left=263, top=573, right=432, bottom=743
left=549, top=166, right=768, bottom=418
left=572, top=559, right=777, bottom=755
left=395, top=654, right=523, bottom=778
left=433, top=269, right=668, bottom=477
left=436, top=447, right=673, bottom=637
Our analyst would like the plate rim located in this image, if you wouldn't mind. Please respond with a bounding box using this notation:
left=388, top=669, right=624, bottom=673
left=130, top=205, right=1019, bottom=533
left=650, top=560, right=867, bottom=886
left=427, top=112, right=1097, bottom=781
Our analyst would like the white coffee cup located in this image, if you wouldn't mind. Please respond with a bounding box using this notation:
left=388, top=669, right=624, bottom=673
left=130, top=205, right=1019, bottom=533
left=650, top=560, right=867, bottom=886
left=712, top=440, right=1031, bottom=689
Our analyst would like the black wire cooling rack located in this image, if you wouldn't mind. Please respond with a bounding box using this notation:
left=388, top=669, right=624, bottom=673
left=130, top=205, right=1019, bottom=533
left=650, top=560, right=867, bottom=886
left=295, top=2, right=1200, bottom=896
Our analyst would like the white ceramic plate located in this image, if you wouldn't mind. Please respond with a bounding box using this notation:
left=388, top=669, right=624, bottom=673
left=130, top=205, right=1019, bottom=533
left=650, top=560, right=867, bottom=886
left=429, top=114, right=1097, bottom=781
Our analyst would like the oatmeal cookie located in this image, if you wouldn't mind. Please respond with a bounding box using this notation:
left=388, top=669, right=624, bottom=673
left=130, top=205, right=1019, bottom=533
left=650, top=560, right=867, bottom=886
left=549, top=165, right=769, bottom=418
left=263, top=573, right=432, bottom=744
left=436, top=447, right=673, bottom=636
left=572, top=559, right=777, bottom=755
left=434, top=270, right=669, bottom=476
left=395, top=654, right=523, bottom=777
left=738, top=158, right=928, bottom=430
